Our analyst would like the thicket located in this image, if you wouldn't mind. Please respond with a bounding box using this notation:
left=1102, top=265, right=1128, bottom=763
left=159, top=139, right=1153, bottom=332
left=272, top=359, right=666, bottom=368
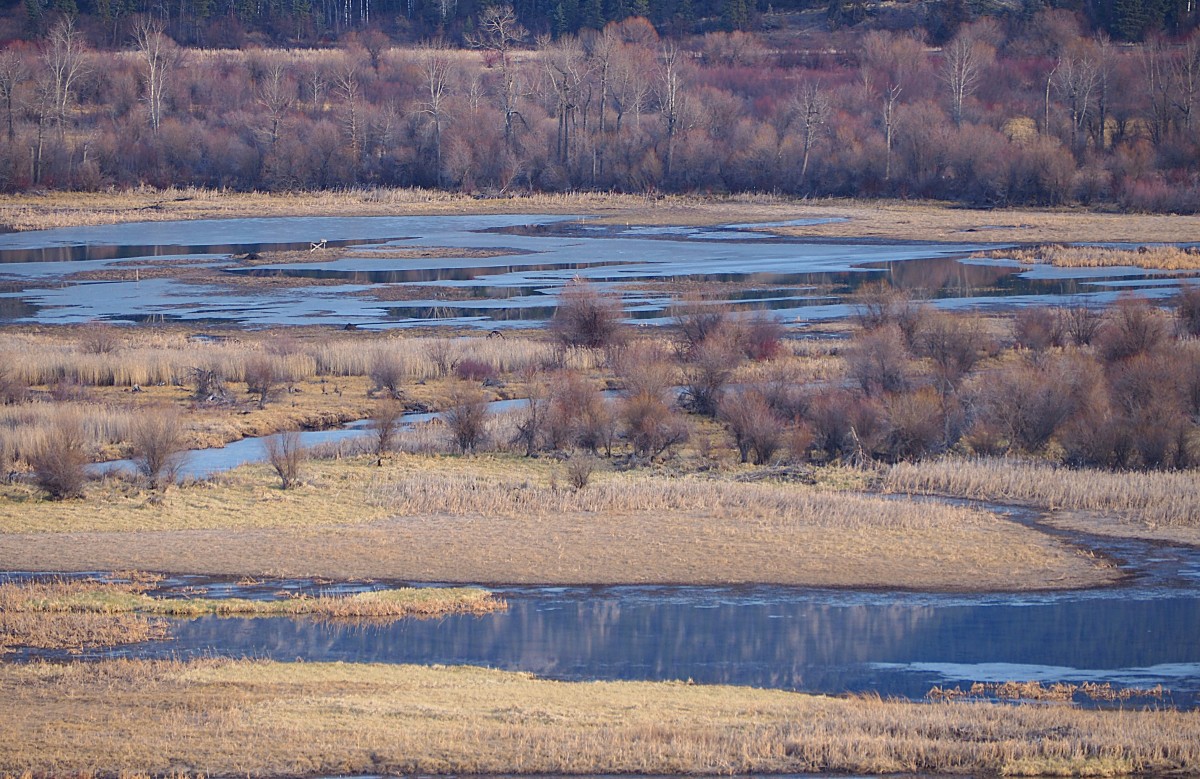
left=1, top=15, right=1199, bottom=211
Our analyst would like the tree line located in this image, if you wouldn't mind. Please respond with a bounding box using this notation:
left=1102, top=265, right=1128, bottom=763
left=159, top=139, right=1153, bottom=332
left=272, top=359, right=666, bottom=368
left=0, top=12, right=1198, bottom=210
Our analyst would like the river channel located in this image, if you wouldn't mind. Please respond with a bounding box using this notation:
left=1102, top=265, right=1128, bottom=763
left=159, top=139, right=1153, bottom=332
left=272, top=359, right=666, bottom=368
left=0, top=215, right=1194, bottom=328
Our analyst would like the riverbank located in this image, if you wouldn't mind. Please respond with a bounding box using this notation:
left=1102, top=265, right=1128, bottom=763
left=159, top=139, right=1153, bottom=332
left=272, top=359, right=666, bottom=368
left=0, top=454, right=1118, bottom=591
left=1, top=659, right=1196, bottom=777
left=3, top=189, right=1200, bottom=245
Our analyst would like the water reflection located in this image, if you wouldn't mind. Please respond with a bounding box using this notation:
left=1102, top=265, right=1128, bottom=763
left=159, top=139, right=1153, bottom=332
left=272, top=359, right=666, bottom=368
left=99, top=586, right=1200, bottom=708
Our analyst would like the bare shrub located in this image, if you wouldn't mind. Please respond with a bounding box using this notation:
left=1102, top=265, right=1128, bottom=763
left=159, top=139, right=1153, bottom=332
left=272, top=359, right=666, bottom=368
left=614, top=341, right=676, bottom=401
left=785, top=422, right=815, bottom=463
left=805, top=389, right=886, bottom=463
left=130, top=407, right=187, bottom=488
left=369, top=353, right=405, bottom=398
left=372, top=400, right=405, bottom=456
left=0, top=366, right=28, bottom=405
left=243, top=356, right=278, bottom=409
left=672, top=293, right=729, bottom=356
left=1175, top=284, right=1200, bottom=338
left=739, top=313, right=786, bottom=361
left=1013, top=307, right=1064, bottom=352
left=565, top=455, right=597, bottom=490
left=455, top=358, right=497, bottom=382
left=915, top=313, right=989, bottom=395
left=975, top=356, right=1091, bottom=453
left=846, top=325, right=910, bottom=396
left=29, top=414, right=89, bottom=499
left=719, top=389, right=783, bottom=465
left=513, top=368, right=549, bottom=457
left=263, top=431, right=306, bottom=489
left=850, top=282, right=907, bottom=330
left=680, top=333, right=742, bottom=416
left=1060, top=302, right=1104, bottom=346
left=884, top=387, right=947, bottom=460
left=551, top=277, right=625, bottom=350
left=621, top=391, right=689, bottom=459
left=79, top=322, right=121, bottom=354
left=444, top=382, right=490, bottom=454
left=1097, top=298, right=1167, bottom=363
left=427, top=338, right=460, bottom=378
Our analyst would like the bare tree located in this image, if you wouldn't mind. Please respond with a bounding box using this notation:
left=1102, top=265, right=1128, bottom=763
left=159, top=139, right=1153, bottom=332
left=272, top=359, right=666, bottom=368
left=542, top=35, right=589, bottom=172
left=793, top=82, right=830, bottom=182
left=256, top=62, right=295, bottom=153
left=263, top=431, right=306, bottom=489
left=551, top=277, right=625, bottom=349
left=1052, top=44, right=1099, bottom=151
left=41, top=17, right=88, bottom=141
left=657, top=43, right=686, bottom=180
left=30, top=414, right=89, bottom=500
left=130, top=407, right=187, bottom=489
left=939, top=34, right=992, bottom=126
left=444, top=382, right=490, bottom=454
left=133, top=20, right=177, bottom=135
left=372, top=400, right=405, bottom=456
left=0, top=50, right=26, bottom=144
left=335, top=62, right=362, bottom=173
left=416, top=44, right=453, bottom=187
left=468, top=5, right=529, bottom=150
left=244, top=356, right=278, bottom=409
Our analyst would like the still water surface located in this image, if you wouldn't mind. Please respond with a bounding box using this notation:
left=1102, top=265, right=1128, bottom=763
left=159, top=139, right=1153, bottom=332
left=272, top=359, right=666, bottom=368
left=0, top=215, right=1192, bottom=328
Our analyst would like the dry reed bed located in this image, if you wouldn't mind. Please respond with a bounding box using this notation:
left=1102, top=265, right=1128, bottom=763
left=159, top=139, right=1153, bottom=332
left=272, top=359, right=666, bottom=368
left=373, top=470, right=978, bottom=531
left=2, top=659, right=1198, bottom=777
left=975, top=244, right=1200, bottom=270
left=884, top=457, right=1200, bottom=527
left=0, top=330, right=581, bottom=387
left=0, top=610, right=168, bottom=653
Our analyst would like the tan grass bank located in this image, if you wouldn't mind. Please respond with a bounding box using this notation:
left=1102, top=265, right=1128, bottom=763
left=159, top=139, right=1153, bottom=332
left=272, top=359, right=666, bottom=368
left=1, top=659, right=1197, bottom=777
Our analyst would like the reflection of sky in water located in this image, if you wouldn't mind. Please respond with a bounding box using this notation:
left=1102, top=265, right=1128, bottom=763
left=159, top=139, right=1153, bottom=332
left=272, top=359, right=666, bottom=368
left=0, top=214, right=1193, bottom=328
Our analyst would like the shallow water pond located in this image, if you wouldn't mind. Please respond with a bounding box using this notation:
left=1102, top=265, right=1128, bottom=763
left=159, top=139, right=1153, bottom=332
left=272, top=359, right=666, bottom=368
left=0, top=215, right=1190, bottom=328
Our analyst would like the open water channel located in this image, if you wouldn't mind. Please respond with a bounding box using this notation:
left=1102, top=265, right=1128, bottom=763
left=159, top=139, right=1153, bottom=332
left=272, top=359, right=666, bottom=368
left=3, top=214, right=1199, bottom=709
left=0, top=214, right=1195, bottom=328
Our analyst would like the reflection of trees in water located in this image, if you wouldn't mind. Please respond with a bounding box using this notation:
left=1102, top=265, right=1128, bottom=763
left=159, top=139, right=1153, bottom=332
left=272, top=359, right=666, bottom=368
left=164, top=595, right=1200, bottom=697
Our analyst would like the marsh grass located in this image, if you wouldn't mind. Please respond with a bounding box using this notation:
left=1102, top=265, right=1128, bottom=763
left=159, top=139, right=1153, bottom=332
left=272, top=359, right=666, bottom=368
left=1, top=659, right=1198, bottom=777
left=884, top=457, right=1200, bottom=527
left=0, top=578, right=502, bottom=619
left=976, top=244, right=1200, bottom=270
left=0, top=454, right=1113, bottom=590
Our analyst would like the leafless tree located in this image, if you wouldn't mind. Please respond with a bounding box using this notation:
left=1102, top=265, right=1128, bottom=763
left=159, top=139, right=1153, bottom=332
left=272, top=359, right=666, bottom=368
left=263, top=431, right=306, bottom=489
left=542, top=35, right=589, bottom=172
left=468, top=5, right=529, bottom=150
left=416, top=44, right=453, bottom=187
left=444, top=382, right=490, bottom=454
left=657, top=43, right=686, bottom=180
left=256, top=62, right=295, bottom=153
left=130, top=407, right=187, bottom=489
left=551, top=277, right=625, bottom=349
left=30, top=414, right=89, bottom=499
left=244, top=356, right=279, bottom=409
left=133, top=20, right=177, bottom=134
left=940, top=33, right=993, bottom=126
left=792, top=82, right=830, bottom=182
left=0, top=50, right=26, bottom=143
left=41, top=17, right=88, bottom=141
left=372, top=400, right=405, bottom=455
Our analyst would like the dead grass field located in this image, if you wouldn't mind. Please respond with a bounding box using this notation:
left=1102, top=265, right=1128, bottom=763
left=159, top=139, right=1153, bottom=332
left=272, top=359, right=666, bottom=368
left=4, top=189, right=1200, bottom=243
left=0, top=454, right=1115, bottom=590
left=973, top=244, right=1200, bottom=270
left=1, top=659, right=1197, bottom=777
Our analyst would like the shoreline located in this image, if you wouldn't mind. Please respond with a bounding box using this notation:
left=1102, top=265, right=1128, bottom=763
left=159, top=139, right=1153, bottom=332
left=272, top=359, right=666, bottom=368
left=4, top=190, right=1200, bottom=245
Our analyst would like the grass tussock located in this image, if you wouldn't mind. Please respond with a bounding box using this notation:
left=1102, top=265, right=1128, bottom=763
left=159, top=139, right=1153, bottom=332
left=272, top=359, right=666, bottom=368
left=1, top=659, right=1198, bottom=777
left=884, top=457, right=1200, bottom=528
left=976, top=243, right=1200, bottom=270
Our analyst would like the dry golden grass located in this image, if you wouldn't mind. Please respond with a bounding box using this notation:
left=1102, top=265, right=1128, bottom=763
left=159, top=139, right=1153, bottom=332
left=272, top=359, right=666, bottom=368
left=1, top=577, right=501, bottom=652
left=1, top=659, right=1197, bottom=777
left=884, top=457, right=1200, bottom=530
left=0, top=454, right=1115, bottom=590
left=5, top=189, right=1200, bottom=243
left=974, top=244, right=1200, bottom=270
